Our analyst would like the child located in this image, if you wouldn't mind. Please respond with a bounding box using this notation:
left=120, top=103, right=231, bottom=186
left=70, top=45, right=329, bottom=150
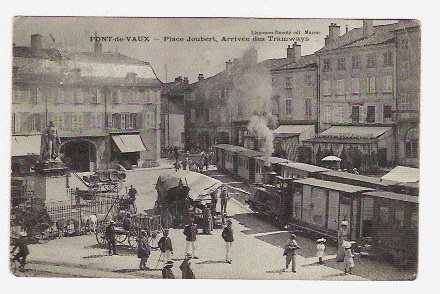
left=316, top=238, right=326, bottom=264
left=343, top=241, right=355, bottom=275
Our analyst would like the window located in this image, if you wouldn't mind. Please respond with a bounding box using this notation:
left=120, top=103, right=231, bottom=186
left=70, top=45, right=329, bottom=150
left=367, top=53, right=376, bottom=68
left=323, top=58, right=331, bottom=72
left=91, top=89, right=100, bottom=104
left=379, top=206, right=389, bottom=224
left=394, top=209, right=404, bottom=227
left=401, top=39, right=409, bottom=50
left=383, top=52, right=393, bottom=67
left=383, top=105, right=392, bottom=121
left=323, top=106, right=332, bottom=123
left=11, top=113, right=20, bottom=133
left=383, top=76, right=393, bottom=93
left=90, top=113, right=101, bottom=129
left=29, top=113, right=42, bottom=132
left=366, top=106, right=375, bottom=123
left=285, top=99, right=293, bottom=115
left=285, top=76, right=292, bottom=89
left=53, top=112, right=65, bottom=129
left=305, top=98, right=312, bottom=117
left=30, top=88, right=39, bottom=104
left=112, top=113, right=121, bottom=129
left=74, top=89, right=84, bottom=104
left=351, top=78, right=360, bottom=95
left=112, top=90, right=120, bottom=104
left=72, top=113, right=83, bottom=132
left=337, top=57, right=346, bottom=71
left=323, top=80, right=331, bottom=96
left=367, top=77, right=376, bottom=94
left=352, top=55, right=361, bottom=69
left=128, top=113, right=137, bottom=129
left=406, top=140, right=418, bottom=158
left=336, top=79, right=345, bottom=96
left=336, top=106, right=345, bottom=123
left=351, top=106, right=360, bottom=124
left=305, top=74, right=313, bottom=87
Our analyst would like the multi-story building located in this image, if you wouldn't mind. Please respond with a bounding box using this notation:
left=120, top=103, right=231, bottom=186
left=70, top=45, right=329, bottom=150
left=302, top=20, right=420, bottom=172
left=12, top=34, right=161, bottom=173
left=394, top=21, right=420, bottom=167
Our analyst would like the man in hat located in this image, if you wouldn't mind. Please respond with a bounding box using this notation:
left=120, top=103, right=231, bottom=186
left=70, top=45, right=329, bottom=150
left=158, top=229, right=173, bottom=265
left=183, top=219, right=198, bottom=259
left=138, top=230, right=150, bottom=270
left=162, top=261, right=175, bottom=279
left=221, top=219, right=234, bottom=263
left=11, top=231, right=29, bottom=271
left=180, top=254, right=195, bottom=279
left=105, top=220, right=117, bottom=255
left=283, top=233, right=300, bottom=272
left=337, top=220, right=350, bottom=262
left=220, top=185, right=230, bottom=213
left=128, top=185, right=137, bottom=203
left=316, top=238, right=326, bottom=265
left=202, top=205, right=213, bottom=235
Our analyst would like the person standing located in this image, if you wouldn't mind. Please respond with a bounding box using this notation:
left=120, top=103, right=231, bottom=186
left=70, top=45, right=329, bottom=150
left=105, top=221, right=117, bottom=256
left=220, top=185, right=230, bottom=214
left=183, top=219, right=198, bottom=259
left=343, top=241, right=355, bottom=275
left=162, top=261, right=175, bottom=279
left=316, top=238, right=326, bottom=265
left=283, top=233, right=300, bottom=273
left=210, top=191, right=218, bottom=215
left=137, top=230, right=150, bottom=270
left=158, top=229, right=173, bottom=265
left=221, top=220, right=234, bottom=264
left=180, top=254, right=195, bottom=279
left=202, top=205, right=213, bottom=235
left=337, top=221, right=350, bottom=262
left=11, top=231, right=29, bottom=271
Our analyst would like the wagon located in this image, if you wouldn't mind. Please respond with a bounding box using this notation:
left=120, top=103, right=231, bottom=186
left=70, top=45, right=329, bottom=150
left=12, top=208, right=54, bottom=244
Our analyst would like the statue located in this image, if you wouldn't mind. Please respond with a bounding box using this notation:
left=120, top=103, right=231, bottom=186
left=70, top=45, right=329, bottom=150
left=40, top=121, right=60, bottom=162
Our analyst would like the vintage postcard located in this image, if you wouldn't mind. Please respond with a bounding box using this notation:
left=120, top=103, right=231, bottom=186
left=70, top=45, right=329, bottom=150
left=10, top=16, right=419, bottom=281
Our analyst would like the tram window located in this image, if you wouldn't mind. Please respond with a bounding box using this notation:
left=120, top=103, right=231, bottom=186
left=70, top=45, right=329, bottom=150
left=341, top=197, right=351, bottom=205
left=379, top=206, right=389, bottom=224
left=394, top=208, right=404, bottom=227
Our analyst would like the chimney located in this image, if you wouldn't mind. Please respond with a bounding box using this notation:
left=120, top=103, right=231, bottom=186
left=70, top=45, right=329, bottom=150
left=346, top=25, right=349, bottom=33
left=198, top=74, right=204, bottom=81
left=31, top=34, right=42, bottom=52
left=363, top=19, right=374, bottom=38
left=287, top=45, right=293, bottom=58
left=324, top=35, right=329, bottom=46
left=328, top=23, right=341, bottom=42
left=226, top=60, right=233, bottom=75
left=183, top=77, right=189, bottom=84
left=292, top=42, right=301, bottom=63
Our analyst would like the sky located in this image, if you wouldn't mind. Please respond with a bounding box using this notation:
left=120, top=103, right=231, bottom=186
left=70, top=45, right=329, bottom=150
left=12, top=17, right=398, bottom=83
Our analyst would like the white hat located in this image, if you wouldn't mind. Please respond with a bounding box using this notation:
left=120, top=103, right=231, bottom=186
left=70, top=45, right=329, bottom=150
left=317, top=238, right=326, bottom=243
left=19, top=231, right=27, bottom=237
left=343, top=241, right=352, bottom=249
left=341, top=220, right=349, bottom=226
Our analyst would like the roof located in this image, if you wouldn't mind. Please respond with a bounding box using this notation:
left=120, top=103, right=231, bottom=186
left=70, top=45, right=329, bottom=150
left=66, top=52, right=147, bottom=65
left=237, top=149, right=264, bottom=158
left=174, top=170, right=223, bottom=201
left=279, top=162, right=330, bottom=173
left=381, top=166, right=419, bottom=183
left=271, top=54, right=317, bottom=71
left=318, top=21, right=419, bottom=53
left=13, top=46, right=62, bottom=60
left=273, top=124, right=314, bottom=136
left=322, top=170, right=397, bottom=187
left=364, top=190, right=419, bottom=204
left=319, top=126, right=392, bottom=139
left=295, top=178, right=374, bottom=193
left=11, top=135, right=41, bottom=156
left=255, top=156, right=289, bottom=165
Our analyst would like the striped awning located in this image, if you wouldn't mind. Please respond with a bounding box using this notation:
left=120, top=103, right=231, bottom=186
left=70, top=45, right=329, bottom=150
left=112, top=134, right=147, bottom=153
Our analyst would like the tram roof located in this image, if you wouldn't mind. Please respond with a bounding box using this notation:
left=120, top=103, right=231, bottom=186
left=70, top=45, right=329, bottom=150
left=363, top=190, right=419, bottom=203
left=279, top=162, right=330, bottom=173
left=322, top=171, right=398, bottom=187
left=294, top=178, right=374, bottom=193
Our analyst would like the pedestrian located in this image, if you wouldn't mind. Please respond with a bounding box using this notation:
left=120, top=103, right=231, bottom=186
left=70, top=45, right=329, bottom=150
left=138, top=230, right=150, bottom=270
left=128, top=185, right=137, bottom=203
left=316, top=238, right=326, bottom=265
left=158, top=229, right=173, bottom=265
left=220, top=185, right=230, bottom=213
left=221, top=212, right=227, bottom=227
left=11, top=231, right=29, bottom=271
left=174, top=159, right=180, bottom=172
left=162, top=261, right=175, bottom=279
left=183, top=219, right=198, bottom=259
left=105, top=220, right=117, bottom=255
left=222, top=219, right=234, bottom=264
left=202, top=205, right=213, bottom=235
left=343, top=241, right=355, bottom=275
left=210, top=191, right=218, bottom=216
left=283, top=233, right=300, bottom=273
left=337, top=220, right=350, bottom=262
left=180, top=253, right=195, bottom=279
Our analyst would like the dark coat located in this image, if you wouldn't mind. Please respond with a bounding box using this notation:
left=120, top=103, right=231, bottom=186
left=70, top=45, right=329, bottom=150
left=158, top=236, right=173, bottom=252
left=162, top=265, right=175, bottom=279
left=183, top=225, right=197, bottom=242
left=12, top=237, right=29, bottom=256
left=105, top=224, right=116, bottom=241
left=222, top=226, right=234, bottom=242
left=180, top=259, right=195, bottom=279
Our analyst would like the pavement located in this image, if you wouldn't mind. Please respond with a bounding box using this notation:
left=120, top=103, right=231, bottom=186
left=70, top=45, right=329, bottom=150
left=22, top=168, right=367, bottom=280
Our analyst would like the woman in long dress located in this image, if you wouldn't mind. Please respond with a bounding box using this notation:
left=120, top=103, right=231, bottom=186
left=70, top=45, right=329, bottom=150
left=337, top=220, right=350, bottom=262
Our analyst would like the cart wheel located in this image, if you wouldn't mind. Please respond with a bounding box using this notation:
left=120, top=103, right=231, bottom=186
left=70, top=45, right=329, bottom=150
left=127, top=231, right=139, bottom=248
left=115, top=231, right=128, bottom=244
left=65, top=219, right=77, bottom=236
left=34, top=222, right=53, bottom=244
left=95, top=225, right=107, bottom=245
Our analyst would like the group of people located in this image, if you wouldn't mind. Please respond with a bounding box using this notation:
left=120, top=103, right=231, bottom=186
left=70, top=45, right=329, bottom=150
left=283, top=220, right=356, bottom=275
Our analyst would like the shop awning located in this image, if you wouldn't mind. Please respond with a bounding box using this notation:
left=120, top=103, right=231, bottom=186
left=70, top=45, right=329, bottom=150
left=381, top=166, right=419, bottom=183
left=273, top=124, right=314, bottom=136
left=112, top=134, right=147, bottom=153
left=11, top=135, right=42, bottom=157
left=319, top=126, right=392, bottom=139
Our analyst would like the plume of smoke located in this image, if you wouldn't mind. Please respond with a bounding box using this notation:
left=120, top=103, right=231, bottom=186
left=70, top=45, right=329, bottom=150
left=247, top=115, right=274, bottom=164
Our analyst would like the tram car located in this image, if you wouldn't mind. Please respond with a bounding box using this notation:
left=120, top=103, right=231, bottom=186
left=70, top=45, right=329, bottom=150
left=236, top=149, right=264, bottom=183
left=254, top=156, right=289, bottom=184
left=279, top=162, right=330, bottom=179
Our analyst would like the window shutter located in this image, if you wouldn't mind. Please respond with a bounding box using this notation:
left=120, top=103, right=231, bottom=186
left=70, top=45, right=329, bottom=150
left=136, top=113, right=143, bottom=130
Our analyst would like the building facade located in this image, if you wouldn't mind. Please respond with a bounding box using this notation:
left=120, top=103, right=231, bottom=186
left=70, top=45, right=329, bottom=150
left=12, top=35, right=161, bottom=173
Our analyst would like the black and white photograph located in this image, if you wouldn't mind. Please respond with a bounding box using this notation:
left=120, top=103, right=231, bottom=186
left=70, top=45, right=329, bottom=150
left=7, top=12, right=423, bottom=283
